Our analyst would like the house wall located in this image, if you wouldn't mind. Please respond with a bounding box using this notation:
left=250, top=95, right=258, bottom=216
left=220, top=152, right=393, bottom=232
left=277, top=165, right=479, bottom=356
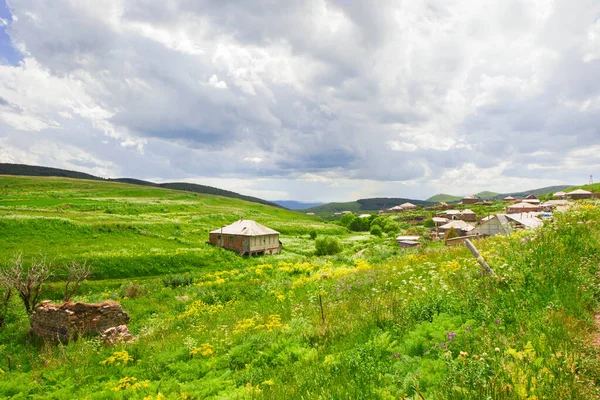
left=473, top=219, right=511, bottom=237
left=209, top=233, right=281, bottom=255
left=462, top=198, right=479, bottom=204
left=569, top=193, right=592, bottom=200
left=460, top=214, right=477, bottom=222
left=506, top=205, right=542, bottom=213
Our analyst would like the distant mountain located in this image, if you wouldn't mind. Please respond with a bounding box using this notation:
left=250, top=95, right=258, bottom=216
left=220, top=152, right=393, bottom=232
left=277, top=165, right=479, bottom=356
left=303, top=197, right=435, bottom=215
left=272, top=200, right=325, bottom=210
left=494, top=185, right=572, bottom=200
left=474, top=191, right=500, bottom=200
left=427, top=185, right=573, bottom=203
left=425, top=194, right=461, bottom=203
left=0, top=163, right=283, bottom=209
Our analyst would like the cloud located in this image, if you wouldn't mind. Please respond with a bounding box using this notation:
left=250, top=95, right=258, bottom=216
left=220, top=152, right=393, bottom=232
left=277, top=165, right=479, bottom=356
left=0, top=0, right=599, bottom=201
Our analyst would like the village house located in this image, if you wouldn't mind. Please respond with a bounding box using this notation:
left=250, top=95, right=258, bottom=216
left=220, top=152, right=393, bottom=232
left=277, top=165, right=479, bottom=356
left=209, top=220, right=281, bottom=256
left=503, top=196, right=517, bottom=202
left=505, top=202, right=543, bottom=214
left=553, top=191, right=567, bottom=199
left=472, top=213, right=543, bottom=237
left=432, top=216, right=449, bottom=227
left=462, top=195, right=479, bottom=205
left=395, top=235, right=421, bottom=248
left=460, top=209, right=477, bottom=222
left=540, top=200, right=571, bottom=212
left=437, top=209, right=462, bottom=220
left=379, top=202, right=418, bottom=214
left=522, top=194, right=541, bottom=204
left=438, top=220, right=475, bottom=236
left=567, top=189, right=593, bottom=200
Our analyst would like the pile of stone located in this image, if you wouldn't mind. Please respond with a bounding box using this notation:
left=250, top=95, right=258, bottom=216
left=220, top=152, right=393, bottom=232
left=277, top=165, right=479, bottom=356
left=30, top=300, right=130, bottom=341
left=101, top=325, right=135, bottom=344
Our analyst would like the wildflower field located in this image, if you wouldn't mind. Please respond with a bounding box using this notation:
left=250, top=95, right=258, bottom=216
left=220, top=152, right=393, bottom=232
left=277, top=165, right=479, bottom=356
left=1, top=176, right=600, bottom=399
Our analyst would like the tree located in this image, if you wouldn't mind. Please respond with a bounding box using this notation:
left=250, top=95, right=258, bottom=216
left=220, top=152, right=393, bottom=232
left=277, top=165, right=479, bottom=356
left=315, top=236, right=343, bottom=256
left=339, top=213, right=356, bottom=227
left=309, top=229, right=317, bottom=240
left=444, top=227, right=459, bottom=241
left=369, top=225, right=383, bottom=237
left=63, top=261, right=92, bottom=302
left=423, top=218, right=435, bottom=228
left=0, top=280, right=12, bottom=327
left=0, top=254, right=53, bottom=315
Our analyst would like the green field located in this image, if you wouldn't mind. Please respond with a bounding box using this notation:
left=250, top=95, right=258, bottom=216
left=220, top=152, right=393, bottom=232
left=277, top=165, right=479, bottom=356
left=1, top=176, right=600, bottom=399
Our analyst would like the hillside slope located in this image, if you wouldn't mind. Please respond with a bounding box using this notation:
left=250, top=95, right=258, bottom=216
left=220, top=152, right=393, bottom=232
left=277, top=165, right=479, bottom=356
left=0, top=175, right=339, bottom=279
left=425, top=194, right=462, bottom=202
left=0, top=163, right=282, bottom=208
left=303, top=197, right=435, bottom=215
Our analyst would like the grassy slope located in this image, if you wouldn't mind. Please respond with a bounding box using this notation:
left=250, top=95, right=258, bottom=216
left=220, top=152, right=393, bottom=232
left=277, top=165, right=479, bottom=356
left=426, top=194, right=462, bottom=203
left=0, top=176, right=346, bottom=279
left=473, top=191, right=499, bottom=199
left=1, top=177, right=600, bottom=398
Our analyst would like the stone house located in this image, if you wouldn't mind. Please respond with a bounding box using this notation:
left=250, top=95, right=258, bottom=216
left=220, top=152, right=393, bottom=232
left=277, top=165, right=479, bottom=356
left=209, top=220, right=281, bottom=255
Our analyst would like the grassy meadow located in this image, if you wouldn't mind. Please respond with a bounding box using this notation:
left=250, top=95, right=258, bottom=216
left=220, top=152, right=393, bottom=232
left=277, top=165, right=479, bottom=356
left=1, top=176, right=600, bottom=399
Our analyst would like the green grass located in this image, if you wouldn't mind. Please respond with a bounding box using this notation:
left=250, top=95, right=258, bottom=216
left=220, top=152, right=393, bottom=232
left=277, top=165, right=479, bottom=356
left=425, top=194, right=462, bottom=203
left=1, top=176, right=600, bottom=398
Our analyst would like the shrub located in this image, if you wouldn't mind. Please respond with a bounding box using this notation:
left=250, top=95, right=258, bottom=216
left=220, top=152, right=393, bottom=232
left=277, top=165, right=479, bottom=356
left=309, top=229, right=317, bottom=240
left=314, top=236, right=343, bottom=256
left=444, top=227, right=459, bottom=240
left=423, top=218, right=435, bottom=228
left=162, top=274, right=194, bottom=288
left=122, top=282, right=145, bottom=298
left=370, top=225, right=383, bottom=237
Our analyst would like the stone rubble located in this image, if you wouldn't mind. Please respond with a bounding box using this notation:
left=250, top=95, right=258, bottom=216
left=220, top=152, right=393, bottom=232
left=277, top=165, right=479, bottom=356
left=30, top=300, right=130, bottom=341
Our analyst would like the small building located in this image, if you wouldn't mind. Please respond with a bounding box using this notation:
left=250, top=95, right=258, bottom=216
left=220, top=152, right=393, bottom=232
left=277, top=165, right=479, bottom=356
left=524, top=194, right=538, bottom=200
left=567, top=189, right=592, bottom=200
left=438, top=220, right=475, bottom=236
left=306, top=212, right=316, bottom=216
left=505, top=202, right=543, bottom=214
left=209, top=220, right=281, bottom=256
left=396, top=235, right=421, bottom=248
left=472, top=213, right=543, bottom=237
left=503, top=196, right=517, bottom=202
left=540, top=200, right=570, bottom=211
left=438, top=209, right=461, bottom=220
left=462, top=195, right=479, bottom=205
left=399, top=202, right=418, bottom=210
left=460, top=209, right=477, bottom=222
left=432, top=216, right=449, bottom=227
left=357, top=214, right=371, bottom=218
left=554, top=191, right=567, bottom=199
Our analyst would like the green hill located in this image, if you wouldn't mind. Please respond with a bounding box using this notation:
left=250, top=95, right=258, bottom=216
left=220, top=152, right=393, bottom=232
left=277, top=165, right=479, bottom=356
left=425, top=194, right=461, bottom=202
left=474, top=191, right=500, bottom=200
left=0, top=175, right=339, bottom=279
left=303, top=197, right=435, bottom=215
left=0, top=163, right=282, bottom=209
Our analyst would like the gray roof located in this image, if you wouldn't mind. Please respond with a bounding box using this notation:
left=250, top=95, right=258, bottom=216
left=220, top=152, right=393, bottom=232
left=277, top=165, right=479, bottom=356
left=440, top=220, right=475, bottom=231
left=568, top=189, right=592, bottom=195
left=505, top=214, right=543, bottom=228
left=210, top=220, right=279, bottom=236
left=461, top=209, right=475, bottom=214
left=395, top=235, right=421, bottom=242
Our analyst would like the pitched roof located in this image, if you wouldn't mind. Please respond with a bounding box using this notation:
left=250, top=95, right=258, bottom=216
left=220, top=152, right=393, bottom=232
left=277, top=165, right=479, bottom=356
left=461, top=209, right=475, bottom=214
left=210, top=220, right=279, bottom=236
left=432, top=217, right=448, bottom=223
left=507, top=202, right=541, bottom=209
left=400, top=202, right=417, bottom=208
left=463, top=195, right=477, bottom=199
left=503, top=196, right=516, bottom=200
left=505, top=214, right=543, bottom=228
left=525, top=194, right=537, bottom=199
left=568, top=189, right=592, bottom=195
left=554, top=191, right=566, bottom=196
left=440, top=220, right=475, bottom=231
left=396, top=235, right=421, bottom=242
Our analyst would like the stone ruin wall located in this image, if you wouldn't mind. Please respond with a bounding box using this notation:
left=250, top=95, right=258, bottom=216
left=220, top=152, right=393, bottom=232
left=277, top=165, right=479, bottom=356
left=30, top=300, right=129, bottom=340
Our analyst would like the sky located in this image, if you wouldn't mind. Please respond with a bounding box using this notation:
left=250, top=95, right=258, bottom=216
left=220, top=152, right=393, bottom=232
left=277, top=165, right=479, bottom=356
left=0, top=0, right=599, bottom=202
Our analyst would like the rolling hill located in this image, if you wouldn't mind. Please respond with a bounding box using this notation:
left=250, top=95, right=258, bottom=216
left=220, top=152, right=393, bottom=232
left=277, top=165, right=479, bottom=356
left=0, top=163, right=282, bottom=209
left=271, top=200, right=325, bottom=210
left=426, top=185, right=572, bottom=203
left=302, top=197, right=435, bottom=215
left=425, top=194, right=462, bottom=203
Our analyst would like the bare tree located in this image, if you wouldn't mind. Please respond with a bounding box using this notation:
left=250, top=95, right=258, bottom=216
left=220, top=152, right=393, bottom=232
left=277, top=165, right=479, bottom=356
left=0, top=254, right=53, bottom=314
left=0, top=279, right=13, bottom=327
left=63, top=261, right=92, bottom=302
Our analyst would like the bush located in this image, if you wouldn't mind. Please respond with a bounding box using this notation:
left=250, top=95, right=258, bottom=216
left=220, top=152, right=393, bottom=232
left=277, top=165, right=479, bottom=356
left=122, top=282, right=145, bottom=298
left=309, top=229, right=317, bottom=240
left=423, top=218, right=435, bottom=228
left=162, top=274, right=194, bottom=288
left=370, top=225, right=383, bottom=237
left=444, top=227, right=459, bottom=240
left=314, top=236, right=343, bottom=256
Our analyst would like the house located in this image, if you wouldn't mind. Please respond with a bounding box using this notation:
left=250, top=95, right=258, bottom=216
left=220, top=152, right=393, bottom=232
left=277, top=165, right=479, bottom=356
left=567, top=189, right=592, bottom=200
left=399, top=202, right=418, bottom=210
left=554, top=191, right=567, bottom=199
left=306, top=212, right=316, bottom=216
left=209, top=220, right=281, bottom=256
left=437, top=209, right=462, bottom=220
left=462, top=195, right=479, bottom=205
left=540, top=200, right=570, bottom=212
left=472, top=213, right=543, bottom=237
left=380, top=202, right=418, bottom=214
left=505, top=202, right=543, bottom=214
left=432, top=217, right=449, bottom=227
left=460, top=209, right=477, bottom=222
left=522, top=195, right=541, bottom=205
left=438, top=220, right=475, bottom=236
left=503, top=196, right=517, bottom=202
left=396, top=235, right=421, bottom=248
left=357, top=214, right=371, bottom=218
